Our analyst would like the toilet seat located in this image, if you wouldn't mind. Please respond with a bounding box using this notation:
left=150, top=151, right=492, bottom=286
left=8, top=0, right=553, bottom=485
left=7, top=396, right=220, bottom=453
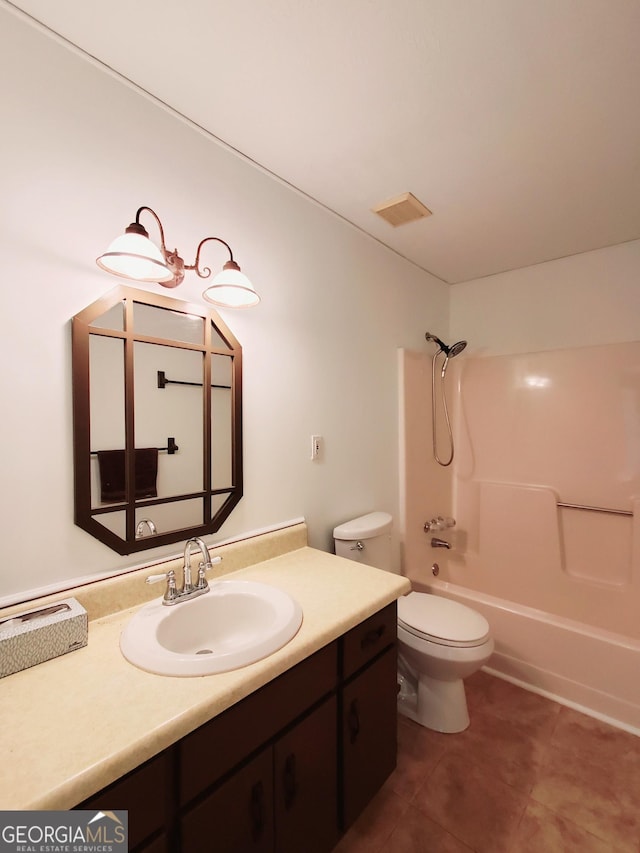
left=398, top=592, right=490, bottom=648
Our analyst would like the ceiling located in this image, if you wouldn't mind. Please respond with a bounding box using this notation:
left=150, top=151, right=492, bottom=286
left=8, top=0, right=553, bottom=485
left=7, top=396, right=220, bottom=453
left=7, top=0, right=640, bottom=283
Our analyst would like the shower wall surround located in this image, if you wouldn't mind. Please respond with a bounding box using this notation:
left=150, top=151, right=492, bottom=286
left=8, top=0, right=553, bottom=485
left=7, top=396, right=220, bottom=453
left=402, top=342, right=640, bottom=640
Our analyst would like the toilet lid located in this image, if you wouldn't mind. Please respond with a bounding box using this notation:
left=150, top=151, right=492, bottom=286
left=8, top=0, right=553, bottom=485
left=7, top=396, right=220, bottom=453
left=397, top=592, right=490, bottom=648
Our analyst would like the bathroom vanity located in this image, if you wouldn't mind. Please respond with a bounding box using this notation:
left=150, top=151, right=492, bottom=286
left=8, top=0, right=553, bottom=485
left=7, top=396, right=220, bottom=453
left=0, top=523, right=410, bottom=853
left=79, top=604, right=397, bottom=852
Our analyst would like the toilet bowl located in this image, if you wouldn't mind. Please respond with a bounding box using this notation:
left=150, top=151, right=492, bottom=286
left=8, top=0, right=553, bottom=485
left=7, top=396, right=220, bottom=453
left=397, top=592, right=494, bottom=733
left=333, top=511, right=493, bottom=734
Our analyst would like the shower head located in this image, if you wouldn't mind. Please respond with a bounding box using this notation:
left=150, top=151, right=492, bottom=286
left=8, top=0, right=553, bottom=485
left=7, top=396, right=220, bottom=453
left=425, top=332, right=467, bottom=358
left=448, top=340, right=467, bottom=358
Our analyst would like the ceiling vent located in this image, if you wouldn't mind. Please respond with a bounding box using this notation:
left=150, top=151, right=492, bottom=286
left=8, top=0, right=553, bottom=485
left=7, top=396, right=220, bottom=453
left=372, top=192, right=432, bottom=227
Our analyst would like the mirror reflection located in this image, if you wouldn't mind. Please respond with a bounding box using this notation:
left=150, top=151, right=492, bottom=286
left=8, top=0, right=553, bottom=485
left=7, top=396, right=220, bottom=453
left=134, top=342, right=204, bottom=498
left=72, top=286, right=243, bottom=554
left=212, top=354, right=233, bottom=490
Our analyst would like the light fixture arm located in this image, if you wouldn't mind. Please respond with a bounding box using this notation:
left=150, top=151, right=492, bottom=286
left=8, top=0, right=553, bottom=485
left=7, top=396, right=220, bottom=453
left=133, top=210, right=237, bottom=285
left=190, top=237, right=236, bottom=280
left=134, top=206, right=168, bottom=251
left=131, top=206, right=186, bottom=288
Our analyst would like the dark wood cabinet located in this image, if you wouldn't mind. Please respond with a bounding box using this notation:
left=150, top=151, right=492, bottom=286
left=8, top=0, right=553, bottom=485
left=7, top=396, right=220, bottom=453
left=181, top=746, right=274, bottom=853
left=274, top=696, right=338, bottom=853
left=78, top=749, right=174, bottom=852
left=337, top=602, right=398, bottom=830
left=179, top=642, right=337, bottom=808
left=180, top=696, right=338, bottom=853
left=76, top=603, right=397, bottom=853
left=136, top=835, right=172, bottom=853
left=340, top=647, right=398, bottom=828
left=341, top=602, right=396, bottom=680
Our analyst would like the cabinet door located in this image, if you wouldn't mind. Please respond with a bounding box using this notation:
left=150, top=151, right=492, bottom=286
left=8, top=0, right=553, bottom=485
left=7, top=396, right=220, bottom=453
left=181, top=747, right=274, bottom=853
left=77, top=750, right=172, bottom=851
left=134, top=835, right=171, bottom=853
left=180, top=642, right=337, bottom=807
left=274, top=696, right=338, bottom=853
left=341, top=646, right=397, bottom=829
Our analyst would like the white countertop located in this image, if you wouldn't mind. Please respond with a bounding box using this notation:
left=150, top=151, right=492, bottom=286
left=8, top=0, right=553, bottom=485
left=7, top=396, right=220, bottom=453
left=0, top=541, right=410, bottom=810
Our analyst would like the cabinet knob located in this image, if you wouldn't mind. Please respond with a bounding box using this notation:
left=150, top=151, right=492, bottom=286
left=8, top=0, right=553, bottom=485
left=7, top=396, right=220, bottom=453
left=360, top=624, right=385, bottom=649
left=282, top=753, right=298, bottom=810
left=347, top=700, right=360, bottom=744
left=249, top=780, right=265, bottom=841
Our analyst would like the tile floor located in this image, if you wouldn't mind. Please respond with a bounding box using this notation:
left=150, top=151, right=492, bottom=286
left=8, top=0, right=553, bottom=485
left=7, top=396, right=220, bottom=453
left=334, top=670, right=640, bottom=853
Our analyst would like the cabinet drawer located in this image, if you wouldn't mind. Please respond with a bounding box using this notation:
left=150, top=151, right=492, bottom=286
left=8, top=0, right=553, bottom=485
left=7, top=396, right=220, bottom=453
left=180, top=640, right=338, bottom=805
left=341, top=602, right=396, bottom=680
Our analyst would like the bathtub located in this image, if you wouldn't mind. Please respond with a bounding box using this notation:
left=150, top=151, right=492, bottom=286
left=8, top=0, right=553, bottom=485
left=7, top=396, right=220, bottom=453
left=418, top=579, right=640, bottom=735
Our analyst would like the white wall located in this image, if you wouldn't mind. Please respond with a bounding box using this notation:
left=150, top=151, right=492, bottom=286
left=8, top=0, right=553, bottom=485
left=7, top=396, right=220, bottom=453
left=0, top=7, right=448, bottom=603
left=450, top=239, right=640, bottom=357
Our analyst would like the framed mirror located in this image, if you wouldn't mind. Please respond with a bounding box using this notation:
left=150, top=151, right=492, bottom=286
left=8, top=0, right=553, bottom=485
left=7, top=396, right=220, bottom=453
left=72, top=286, right=243, bottom=554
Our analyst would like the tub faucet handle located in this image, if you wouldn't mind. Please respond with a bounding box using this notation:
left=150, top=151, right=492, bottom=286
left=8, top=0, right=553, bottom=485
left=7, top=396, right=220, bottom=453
left=424, top=516, right=456, bottom=532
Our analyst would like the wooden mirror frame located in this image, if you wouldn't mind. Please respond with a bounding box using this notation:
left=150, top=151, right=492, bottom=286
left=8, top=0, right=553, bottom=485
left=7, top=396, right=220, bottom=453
left=72, top=286, right=243, bottom=554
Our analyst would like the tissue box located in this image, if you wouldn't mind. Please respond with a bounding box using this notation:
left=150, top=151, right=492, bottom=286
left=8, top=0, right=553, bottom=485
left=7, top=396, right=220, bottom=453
left=0, top=597, right=88, bottom=678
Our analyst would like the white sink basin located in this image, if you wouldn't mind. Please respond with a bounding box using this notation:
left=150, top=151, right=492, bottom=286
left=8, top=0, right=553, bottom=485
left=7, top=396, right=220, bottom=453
left=120, top=580, right=303, bottom=676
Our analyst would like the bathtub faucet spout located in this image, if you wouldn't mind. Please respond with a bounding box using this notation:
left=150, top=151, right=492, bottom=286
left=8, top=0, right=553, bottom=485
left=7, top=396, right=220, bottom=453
left=431, top=537, right=451, bottom=549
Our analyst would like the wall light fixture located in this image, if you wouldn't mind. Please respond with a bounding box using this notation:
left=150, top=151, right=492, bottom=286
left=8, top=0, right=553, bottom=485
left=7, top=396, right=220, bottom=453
left=96, top=206, right=260, bottom=308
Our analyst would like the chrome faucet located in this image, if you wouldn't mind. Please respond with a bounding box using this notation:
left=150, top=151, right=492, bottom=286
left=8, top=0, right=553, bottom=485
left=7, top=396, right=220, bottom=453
left=182, top=537, right=213, bottom=596
left=431, top=537, right=451, bottom=549
left=145, top=537, right=221, bottom=605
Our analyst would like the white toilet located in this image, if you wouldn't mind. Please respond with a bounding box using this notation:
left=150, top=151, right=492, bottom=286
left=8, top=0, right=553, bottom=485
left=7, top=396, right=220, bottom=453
left=333, top=511, right=494, bottom=734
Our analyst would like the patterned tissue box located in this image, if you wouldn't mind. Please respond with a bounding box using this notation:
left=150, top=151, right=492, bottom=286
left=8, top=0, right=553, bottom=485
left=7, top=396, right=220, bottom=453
left=0, top=597, right=88, bottom=678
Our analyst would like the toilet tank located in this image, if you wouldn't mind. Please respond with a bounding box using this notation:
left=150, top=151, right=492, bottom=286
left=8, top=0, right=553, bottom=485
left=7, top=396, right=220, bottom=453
left=333, top=511, right=394, bottom=572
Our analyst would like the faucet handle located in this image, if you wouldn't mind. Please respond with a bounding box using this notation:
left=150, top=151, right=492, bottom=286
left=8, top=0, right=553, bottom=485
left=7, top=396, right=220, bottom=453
left=196, top=555, right=223, bottom=589
left=146, top=572, right=168, bottom=584
left=146, top=569, right=178, bottom=603
left=424, top=516, right=456, bottom=532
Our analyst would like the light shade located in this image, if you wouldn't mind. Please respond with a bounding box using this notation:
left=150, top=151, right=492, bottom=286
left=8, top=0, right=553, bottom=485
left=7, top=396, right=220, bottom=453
left=97, top=208, right=260, bottom=306
left=96, top=231, right=173, bottom=283
left=202, top=262, right=260, bottom=308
